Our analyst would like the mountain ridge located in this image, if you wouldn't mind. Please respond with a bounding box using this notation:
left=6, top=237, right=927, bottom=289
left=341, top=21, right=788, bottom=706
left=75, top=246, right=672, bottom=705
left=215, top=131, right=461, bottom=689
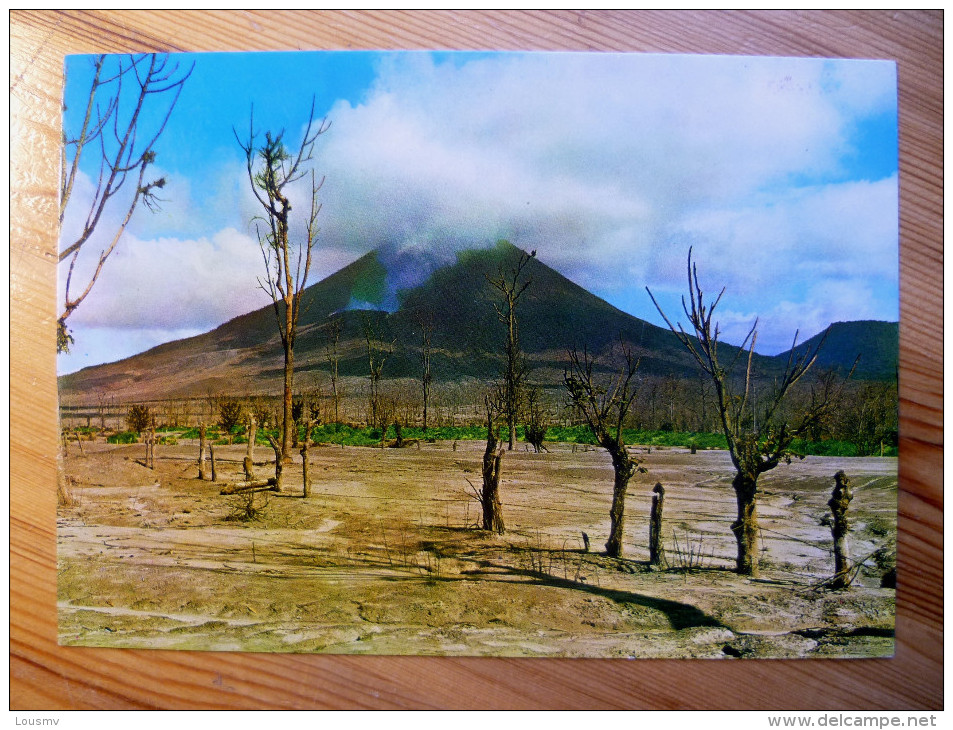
left=58, top=241, right=898, bottom=401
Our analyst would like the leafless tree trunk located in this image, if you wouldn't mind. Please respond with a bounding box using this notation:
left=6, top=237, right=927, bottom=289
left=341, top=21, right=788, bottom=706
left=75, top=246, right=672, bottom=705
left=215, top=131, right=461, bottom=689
left=236, top=100, right=330, bottom=462
left=300, top=419, right=312, bottom=498
left=649, top=482, right=665, bottom=566
left=565, top=339, right=644, bottom=558
left=604, top=442, right=637, bottom=558
left=144, top=421, right=156, bottom=469
left=246, top=413, right=257, bottom=464
left=209, top=444, right=217, bottom=482
left=828, top=470, right=853, bottom=588
left=731, top=473, right=759, bottom=575
left=266, top=435, right=285, bottom=493
left=291, top=398, right=302, bottom=450
left=481, top=398, right=506, bottom=534
left=198, top=423, right=207, bottom=480
left=488, top=247, right=536, bottom=450
left=324, top=317, right=342, bottom=424
left=362, top=315, right=394, bottom=439
left=416, top=310, right=435, bottom=431
left=97, top=390, right=108, bottom=432
left=648, top=248, right=855, bottom=576
left=71, top=428, right=86, bottom=457
left=524, top=386, right=548, bottom=453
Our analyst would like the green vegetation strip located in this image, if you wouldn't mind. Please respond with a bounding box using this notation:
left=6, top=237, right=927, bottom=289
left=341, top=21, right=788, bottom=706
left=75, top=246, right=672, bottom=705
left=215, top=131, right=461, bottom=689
left=108, top=423, right=895, bottom=456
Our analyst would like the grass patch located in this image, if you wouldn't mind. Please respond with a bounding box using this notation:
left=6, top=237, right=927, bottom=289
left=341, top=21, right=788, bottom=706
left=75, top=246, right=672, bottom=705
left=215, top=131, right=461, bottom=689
left=106, top=431, right=139, bottom=444
left=787, top=439, right=896, bottom=457
left=141, top=421, right=892, bottom=457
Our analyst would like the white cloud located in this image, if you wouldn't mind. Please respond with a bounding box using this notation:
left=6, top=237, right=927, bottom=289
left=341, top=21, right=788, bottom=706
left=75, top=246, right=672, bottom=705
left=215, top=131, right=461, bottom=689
left=311, top=53, right=897, bottom=316
left=64, top=227, right=271, bottom=330
left=667, top=175, right=898, bottom=292
left=58, top=51, right=898, bottom=368
left=716, top=275, right=887, bottom=354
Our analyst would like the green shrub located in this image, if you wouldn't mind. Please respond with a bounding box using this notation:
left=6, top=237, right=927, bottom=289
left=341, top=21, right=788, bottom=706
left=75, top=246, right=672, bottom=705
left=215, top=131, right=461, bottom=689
left=107, top=431, right=139, bottom=444
left=788, top=439, right=858, bottom=457
left=546, top=425, right=598, bottom=444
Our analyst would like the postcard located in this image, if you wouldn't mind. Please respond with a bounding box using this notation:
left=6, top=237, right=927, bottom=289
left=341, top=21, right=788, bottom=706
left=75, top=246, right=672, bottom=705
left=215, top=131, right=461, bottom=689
left=57, top=50, right=898, bottom=657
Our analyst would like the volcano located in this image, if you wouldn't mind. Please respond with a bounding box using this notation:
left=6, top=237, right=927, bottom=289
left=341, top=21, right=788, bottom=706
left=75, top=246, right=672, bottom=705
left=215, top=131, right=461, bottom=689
left=57, top=241, right=897, bottom=402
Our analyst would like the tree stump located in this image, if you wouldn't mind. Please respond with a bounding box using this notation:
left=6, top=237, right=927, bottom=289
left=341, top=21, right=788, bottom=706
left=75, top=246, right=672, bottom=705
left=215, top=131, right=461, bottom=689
left=267, top=435, right=284, bottom=493
left=246, top=413, right=257, bottom=464
left=243, top=456, right=256, bottom=481
left=649, top=482, right=665, bottom=566
left=481, top=417, right=506, bottom=534
left=828, top=470, right=853, bottom=588
left=209, top=443, right=217, bottom=482
left=146, top=420, right=156, bottom=468
left=300, top=419, right=311, bottom=498
left=198, top=423, right=207, bottom=480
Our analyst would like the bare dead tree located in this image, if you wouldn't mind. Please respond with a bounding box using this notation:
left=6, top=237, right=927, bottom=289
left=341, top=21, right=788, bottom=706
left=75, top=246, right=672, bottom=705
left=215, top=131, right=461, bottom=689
left=245, top=413, right=257, bottom=465
left=564, top=338, right=645, bottom=558
left=647, top=248, right=855, bottom=576
left=488, top=247, right=536, bottom=450
left=524, top=386, right=549, bottom=453
left=649, top=482, right=665, bottom=567
left=96, top=389, right=109, bottom=432
left=323, top=316, right=343, bottom=424
left=209, top=443, right=217, bottom=482
left=235, top=100, right=330, bottom=462
left=291, top=396, right=305, bottom=449
left=198, top=423, right=207, bottom=480
left=480, top=394, right=506, bottom=533
left=58, top=54, right=192, bottom=352
left=415, top=309, right=435, bottom=432
left=838, top=380, right=898, bottom=455
left=362, top=314, right=394, bottom=437
left=250, top=398, right=272, bottom=431
left=300, top=419, right=313, bottom=498
left=266, top=435, right=285, bottom=492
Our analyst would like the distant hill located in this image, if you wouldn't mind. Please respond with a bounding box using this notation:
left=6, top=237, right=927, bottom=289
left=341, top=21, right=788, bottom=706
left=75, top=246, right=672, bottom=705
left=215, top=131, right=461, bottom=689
left=775, top=320, right=898, bottom=381
left=58, top=241, right=897, bottom=402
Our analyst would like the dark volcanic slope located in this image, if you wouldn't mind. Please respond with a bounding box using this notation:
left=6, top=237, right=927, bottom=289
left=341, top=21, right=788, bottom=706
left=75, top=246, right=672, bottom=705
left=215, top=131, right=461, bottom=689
left=389, top=241, right=717, bottom=379
left=774, top=320, right=899, bottom=381
left=58, top=241, right=896, bottom=401
left=57, top=252, right=392, bottom=399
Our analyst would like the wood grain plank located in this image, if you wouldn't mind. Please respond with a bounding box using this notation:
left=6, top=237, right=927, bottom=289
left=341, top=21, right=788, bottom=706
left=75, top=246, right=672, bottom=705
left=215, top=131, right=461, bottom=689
left=11, top=9, right=942, bottom=710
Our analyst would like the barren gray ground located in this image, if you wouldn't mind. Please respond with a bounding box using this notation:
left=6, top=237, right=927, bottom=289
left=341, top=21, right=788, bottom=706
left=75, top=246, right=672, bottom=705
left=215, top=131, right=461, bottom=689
left=57, top=439, right=896, bottom=658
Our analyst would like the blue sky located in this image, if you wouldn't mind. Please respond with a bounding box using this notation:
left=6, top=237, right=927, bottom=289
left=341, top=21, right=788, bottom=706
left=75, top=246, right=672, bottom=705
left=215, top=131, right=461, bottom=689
left=58, top=51, right=898, bottom=374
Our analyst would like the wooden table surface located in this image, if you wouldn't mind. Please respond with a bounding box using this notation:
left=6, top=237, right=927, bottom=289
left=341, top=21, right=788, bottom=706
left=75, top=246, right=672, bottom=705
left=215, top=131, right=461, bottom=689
left=10, top=10, right=942, bottom=710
